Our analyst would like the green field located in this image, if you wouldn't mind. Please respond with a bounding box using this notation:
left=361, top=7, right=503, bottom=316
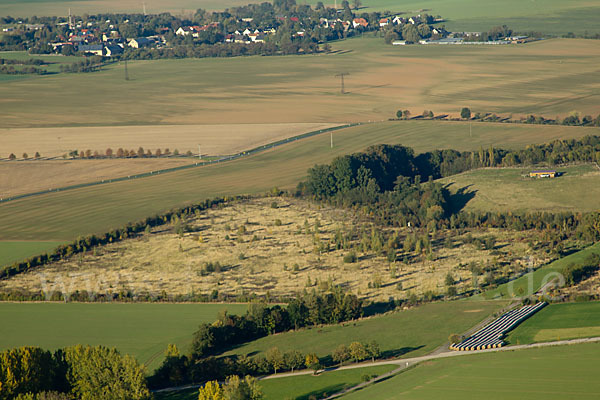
left=1, top=0, right=598, bottom=35
left=0, top=302, right=247, bottom=372
left=441, top=164, right=600, bottom=213
left=0, top=241, right=62, bottom=266
left=507, top=302, right=600, bottom=344
left=0, top=51, right=84, bottom=74
left=480, top=242, right=600, bottom=300
left=223, top=300, right=506, bottom=360
left=1, top=37, right=599, bottom=128
left=342, top=342, right=600, bottom=400
left=156, top=365, right=398, bottom=400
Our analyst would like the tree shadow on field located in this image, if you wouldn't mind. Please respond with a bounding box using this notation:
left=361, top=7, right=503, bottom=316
left=363, top=300, right=399, bottom=316
left=296, top=384, right=347, bottom=400
left=381, top=345, right=425, bottom=358
left=445, top=183, right=477, bottom=214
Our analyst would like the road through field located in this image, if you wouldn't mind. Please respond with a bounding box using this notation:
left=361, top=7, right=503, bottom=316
left=154, top=336, right=600, bottom=395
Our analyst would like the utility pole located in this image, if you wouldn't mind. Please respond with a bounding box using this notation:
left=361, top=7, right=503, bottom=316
left=330, top=131, right=333, bottom=148
left=142, top=2, right=147, bottom=16
left=335, top=72, right=349, bottom=94
left=198, top=144, right=201, bottom=160
left=124, top=60, right=129, bottom=81
left=470, top=122, right=472, bottom=137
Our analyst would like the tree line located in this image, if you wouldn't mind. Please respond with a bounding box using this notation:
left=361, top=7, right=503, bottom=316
left=398, top=107, right=600, bottom=127
left=0, top=65, right=47, bottom=75
left=0, top=345, right=149, bottom=400
left=0, top=196, right=246, bottom=281
left=150, top=289, right=362, bottom=388
left=65, top=147, right=187, bottom=159
left=58, top=57, right=107, bottom=73
left=191, top=289, right=362, bottom=359
left=0, top=58, right=46, bottom=65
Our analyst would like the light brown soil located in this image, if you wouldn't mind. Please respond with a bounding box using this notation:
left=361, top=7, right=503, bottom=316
left=0, top=158, right=195, bottom=198
left=0, top=122, right=336, bottom=159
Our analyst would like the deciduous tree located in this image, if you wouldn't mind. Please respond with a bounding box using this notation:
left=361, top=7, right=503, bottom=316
left=198, top=381, right=224, bottom=400
left=461, top=107, right=471, bottom=119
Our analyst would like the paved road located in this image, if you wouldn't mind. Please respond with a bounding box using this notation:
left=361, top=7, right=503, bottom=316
left=264, top=336, right=600, bottom=381
left=317, top=336, right=600, bottom=399
left=153, top=336, right=600, bottom=394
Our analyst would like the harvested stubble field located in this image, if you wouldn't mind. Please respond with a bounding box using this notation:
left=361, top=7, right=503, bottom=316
left=0, top=158, right=197, bottom=198
left=0, top=197, right=552, bottom=302
left=0, top=122, right=336, bottom=159
left=1, top=0, right=598, bottom=34
left=0, top=38, right=598, bottom=129
left=440, top=164, right=600, bottom=213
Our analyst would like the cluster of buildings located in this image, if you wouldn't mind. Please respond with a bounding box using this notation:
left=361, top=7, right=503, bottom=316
left=47, top=17, right=169, bottom=56
left=393, top=33, right=530, bottom=46
left=51, top=34, right=165, bottom=57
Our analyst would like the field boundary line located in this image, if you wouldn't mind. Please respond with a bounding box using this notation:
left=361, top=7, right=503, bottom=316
left=0, top=123, right=361, bottom=204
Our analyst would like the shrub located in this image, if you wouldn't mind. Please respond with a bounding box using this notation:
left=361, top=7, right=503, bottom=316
left=343, top=252, right=357, bottom=263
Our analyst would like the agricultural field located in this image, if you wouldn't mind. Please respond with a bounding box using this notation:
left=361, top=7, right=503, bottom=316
left=440, top=164, right=600, bottom=213
left=0, top=196, right=553, bottom=301
left=0, top=158, right=198, bottom=198
left=0, top=38, right=598, bottom=129
left=507, top=302, right=600, bottom=345
left=155, top=365, right=398, bottom=400
left=1, top=0, right=598, bottom=35
left=341, top=342, right=600, bottom=400
left=0, top=122, right=336, bottom=159
left=0, top=302, right=247, bottom=372
left=0, top=120, right=595, bottom=245
left=223, top=300, right=506, bottom=360
left=259, top=366, right=397, bottom=400
left=0, top=51, right=83, bottom=74
left=0, top=241, right=63, bottom=266
left=2, top=120, right=594, bottom=200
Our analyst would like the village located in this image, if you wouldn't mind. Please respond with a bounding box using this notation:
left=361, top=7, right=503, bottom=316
left=0, top=8, right=531, bottom=58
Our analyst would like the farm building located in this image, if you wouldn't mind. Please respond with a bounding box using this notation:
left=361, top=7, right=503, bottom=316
left=529, top=170, right=557, bottom=178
